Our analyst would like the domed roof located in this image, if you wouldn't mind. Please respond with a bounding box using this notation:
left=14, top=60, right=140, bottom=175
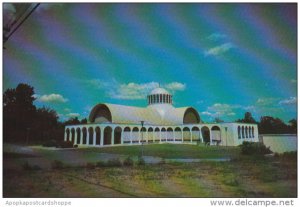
left=149, top=87, right=170, bottom=95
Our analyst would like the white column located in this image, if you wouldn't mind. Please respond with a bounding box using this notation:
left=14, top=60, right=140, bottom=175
left=181, top=131, right=183, bottom=142
left=111, top=128, right=114, bottom=145
left=190, top=130, right=193, bottom=143
left=210, top=129, right=212, bottom=145
left=147, top=131, right=149, bottom=143
left=87, top=130, right=90, bottom=145
left=200, top=130, right=203, bottom=143
left=100, top=128, right=104, bottom=146
left=64, top=130, right=67, bottom=141
left=173, top=131, right=175, bottom=142
left=69, top=131, right=72, bottom=142
left=80, top=128, right=83, bottom=145
left=93, top=129, right=96, bottom=146
left=130, top=131, right=133, bottom=144
left=159, top=130, right=162, bottom=143
left=121, top=129, right=124, bottom=145
left=74, top=131, right=77, bottom=145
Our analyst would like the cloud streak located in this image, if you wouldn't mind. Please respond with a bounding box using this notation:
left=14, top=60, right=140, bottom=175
left=38, top=94, right=68, bottom=103
left=206, top=33, right=227, bottom=41
left=204, top=42, right=234, bottom=56
left=279, top=97, right=297, bottom=105
left=87, top=80, right=186, bottom=100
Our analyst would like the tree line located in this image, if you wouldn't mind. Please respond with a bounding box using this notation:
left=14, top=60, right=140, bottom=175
left=3, top=83, right=297, bottom=144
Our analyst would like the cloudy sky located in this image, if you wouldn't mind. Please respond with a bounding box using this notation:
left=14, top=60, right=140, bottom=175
left=3, top=3, right=297, bottom=122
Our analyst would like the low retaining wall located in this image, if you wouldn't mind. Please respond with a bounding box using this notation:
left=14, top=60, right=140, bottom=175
left=260, top=134, right=297, bottom=153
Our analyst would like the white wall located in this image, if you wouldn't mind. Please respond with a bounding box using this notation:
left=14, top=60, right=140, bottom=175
left=260, top=134, right=297, bottom=153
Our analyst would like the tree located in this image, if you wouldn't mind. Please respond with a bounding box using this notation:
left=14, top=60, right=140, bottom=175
left=80, top=118, right=88, bottom=124
left=236, top=112, right=257, bottom=124
left=288, top=119, right=297, bottom=134
left=3, top=83, right=36, bottom=142
left=214, top=117, right=224, bottom=123
left=258, top=116, right=289, bottom=134
left=64, top=117, right=80, bottom=125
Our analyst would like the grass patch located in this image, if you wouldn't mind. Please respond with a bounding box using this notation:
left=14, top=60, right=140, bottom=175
left=82, top=143, right=240, bottom=159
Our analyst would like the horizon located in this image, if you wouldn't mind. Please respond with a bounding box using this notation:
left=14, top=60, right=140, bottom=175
left=3, top=3, right=297, bottom=123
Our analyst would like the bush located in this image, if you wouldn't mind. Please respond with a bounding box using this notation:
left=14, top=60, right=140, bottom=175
left=277, top=151, right=297, bottom=161
left=239, top=141, right=271, bottom=155
left=22, top=161, right=41, bottom=171
left=56, top=140, right=74, bottom=148
left=42, top=139, right=57, bottom=147
left=96, top=161, right=106, bottom=167
left=51, top=160, right=64, bottom=169
left=86, top=162, right=95, bottom=169
left=106, top=158, right=122, bottom=167
left=123, top=156, right=134, bottom=166
left=137, top=156, right=145, bottom=166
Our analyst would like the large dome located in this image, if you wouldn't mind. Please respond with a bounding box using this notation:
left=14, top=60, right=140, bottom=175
left=149, top=87, right=170, bottom=95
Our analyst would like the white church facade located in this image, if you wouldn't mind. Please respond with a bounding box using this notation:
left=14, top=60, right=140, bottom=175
left=64, top=88, right=259, bottom=147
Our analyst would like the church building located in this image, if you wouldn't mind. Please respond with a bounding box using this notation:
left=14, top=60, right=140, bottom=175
left=64, top=87, right=259, bottom=146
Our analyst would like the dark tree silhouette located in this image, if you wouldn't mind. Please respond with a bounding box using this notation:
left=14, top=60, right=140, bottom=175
left=236, top=112, right=257, bottom=123
left=288, top=119, right=297, bottom=134
left=3, top=83, right=36, bottom=142
left=258, top=116, right=289, bottom=134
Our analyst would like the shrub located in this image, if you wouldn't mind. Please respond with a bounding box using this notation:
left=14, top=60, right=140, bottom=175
left=137, top=156, right=145, bottom=166
left=239, top=141, right=271, bottom=155
left=51, top=160, right=64, bottom=169
left=282, top=151, right=297, bottom=160
left=123, top=156, right=134, bottom=166
left=56, top=140, right=74, bottom=148
left=86, top=162, right=95, bottom=169
left=42, top=139, right=57, bottom=147
left=96, top=161, right=106, bottom=167
left=106, top=158, right=122, bottom=167
left=22, top=161, right=41, bottom=171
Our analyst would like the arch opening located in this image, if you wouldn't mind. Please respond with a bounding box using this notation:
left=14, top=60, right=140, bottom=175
left=88, top=127, right=94, bottom=145
left=201, top=126, right=210, bottom=144
left=123, top=127, right=131, bottom=144
left=89, top=104, right=112, bottom=124
left=95, top=127, right=101, bottom=145
left=183, top=107, right=201, bottom=124
left=104, top=126, right=112, bottom=145
left=211, top=126, right=221, bottom=145
left=192, top=126, right=201, bottom=142
left=76, top=128, right=81, bottom=144
left=132, top=127, right=139, bottom=143
left=82, top=127, right=87, bottom=144
left=183, top=127, right=191, bottom=142
left=114, top=127, right=122, bottom=144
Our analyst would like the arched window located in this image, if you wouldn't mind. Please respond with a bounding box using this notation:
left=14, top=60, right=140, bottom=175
left=167, top=127, right=173, bottom=141
left=242, top=126, right=245, bottom=139
left=161, top=127, right=166, bottom=141
left=248, top=127, right=251, bottom=138
left=174, top=127, right=182, bottom=141
left=123, top=127, right=131, bottom=143
left=88, top=127, right=94, bottom=145
left=76, top=128, right=81, bottom=144
left=238, top=126, right=241, bottom=139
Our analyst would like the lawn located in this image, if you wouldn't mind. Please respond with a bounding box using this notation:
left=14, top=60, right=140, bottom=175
left=81, top=143, right=241, bottom=159
left=3, top=157, right=297, bottom=198
left=3, top=143, right=297, bottom=198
